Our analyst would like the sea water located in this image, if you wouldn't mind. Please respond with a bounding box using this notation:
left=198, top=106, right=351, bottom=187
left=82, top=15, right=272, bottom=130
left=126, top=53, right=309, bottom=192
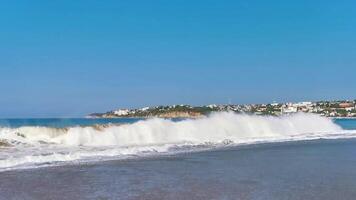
left=0, top=118, right=142, bottom=128
left=0, top=114, right=356, bottom=199
left=0, top=113, right=355, bottom=171
left=1, top=139, right=356, bottom=199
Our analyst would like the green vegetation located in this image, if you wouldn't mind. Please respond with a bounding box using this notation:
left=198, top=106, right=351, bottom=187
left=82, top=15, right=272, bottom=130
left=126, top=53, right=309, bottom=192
left=89, top=100, right=356, bottom=118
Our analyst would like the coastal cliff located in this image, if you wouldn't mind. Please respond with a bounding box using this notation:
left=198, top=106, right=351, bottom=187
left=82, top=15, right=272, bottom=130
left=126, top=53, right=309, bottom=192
left=155, top=111, right=203, bottom=118
left=88, top=105, right=210, bottom=119
left=88, top=100, right=356, bottom=119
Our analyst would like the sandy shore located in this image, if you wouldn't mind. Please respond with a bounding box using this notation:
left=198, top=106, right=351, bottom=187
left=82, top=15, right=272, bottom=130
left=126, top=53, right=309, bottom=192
left=1, top=139, right=356, bottom=200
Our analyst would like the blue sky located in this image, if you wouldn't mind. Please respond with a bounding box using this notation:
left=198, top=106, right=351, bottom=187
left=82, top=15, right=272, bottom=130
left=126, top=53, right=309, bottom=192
left=0, top=0, right=355, bottom=117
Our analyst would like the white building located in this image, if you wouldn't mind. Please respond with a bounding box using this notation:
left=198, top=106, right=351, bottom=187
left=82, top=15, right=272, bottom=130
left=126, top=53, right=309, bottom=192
left=114, top=109, right=130, bottom=116
left=345, top=107, right=354, bottom=112
left=282, top=106, right=298, bottom=114
left=207, top=104, right=217, bottom=109
left=140, top=107, right=150, bottom=111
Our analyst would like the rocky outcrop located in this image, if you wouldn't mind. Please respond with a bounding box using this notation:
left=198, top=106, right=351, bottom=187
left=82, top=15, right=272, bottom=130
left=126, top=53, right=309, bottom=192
left=156, top=111, right=203, bottom=118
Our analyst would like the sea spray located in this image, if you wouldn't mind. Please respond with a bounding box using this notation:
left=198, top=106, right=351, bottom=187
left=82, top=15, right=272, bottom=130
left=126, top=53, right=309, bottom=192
left=0, top=112, right=353, bottom=171
left=0, top=112, right=341, bottom=146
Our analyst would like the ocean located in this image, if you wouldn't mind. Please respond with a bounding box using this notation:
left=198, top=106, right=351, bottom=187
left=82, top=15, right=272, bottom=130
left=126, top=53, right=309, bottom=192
left=0, top=113, right=356, bottom=199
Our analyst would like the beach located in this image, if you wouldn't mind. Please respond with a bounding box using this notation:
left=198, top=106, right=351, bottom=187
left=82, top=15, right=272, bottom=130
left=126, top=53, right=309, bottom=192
left=1, top=139, right=356, bottom=200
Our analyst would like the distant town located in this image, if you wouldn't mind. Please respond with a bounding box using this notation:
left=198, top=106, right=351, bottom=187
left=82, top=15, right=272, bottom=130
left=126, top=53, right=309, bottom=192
left=88, top=100, right=356, bottom=119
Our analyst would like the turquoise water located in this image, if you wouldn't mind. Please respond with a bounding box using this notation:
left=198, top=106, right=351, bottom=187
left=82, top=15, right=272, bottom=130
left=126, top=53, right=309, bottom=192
left=0, top=118, right=142, bottom=128
left=334, top=118, right=356, bottom=130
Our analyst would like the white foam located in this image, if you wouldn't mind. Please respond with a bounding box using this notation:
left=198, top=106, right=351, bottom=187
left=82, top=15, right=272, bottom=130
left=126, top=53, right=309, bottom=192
left=0, top=112, right=354, bottom=171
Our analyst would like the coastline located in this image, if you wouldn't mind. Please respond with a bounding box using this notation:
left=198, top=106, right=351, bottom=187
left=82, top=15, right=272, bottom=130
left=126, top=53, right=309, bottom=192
left=87, top=115, right=356, bottom=120
left=88, top=100, right=356, bottom=119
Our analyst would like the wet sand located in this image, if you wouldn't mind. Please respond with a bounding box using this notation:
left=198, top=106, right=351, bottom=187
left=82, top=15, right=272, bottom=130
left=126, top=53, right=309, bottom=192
left=1, top=139, right=356, bottom=200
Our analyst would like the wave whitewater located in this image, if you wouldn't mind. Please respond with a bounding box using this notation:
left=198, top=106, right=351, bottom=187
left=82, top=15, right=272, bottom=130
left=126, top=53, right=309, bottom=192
left=0, top=112, right=354, bottom=171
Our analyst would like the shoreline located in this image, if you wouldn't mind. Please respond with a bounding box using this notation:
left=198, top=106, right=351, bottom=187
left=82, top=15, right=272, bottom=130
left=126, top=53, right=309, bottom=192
left=1, top=137, right=354, bottom=173
left=1, top=138, right=356, bottom=200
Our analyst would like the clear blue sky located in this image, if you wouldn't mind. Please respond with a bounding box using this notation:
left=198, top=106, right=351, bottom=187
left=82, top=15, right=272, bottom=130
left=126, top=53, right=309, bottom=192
left=0, top=0, right=355, bottom=117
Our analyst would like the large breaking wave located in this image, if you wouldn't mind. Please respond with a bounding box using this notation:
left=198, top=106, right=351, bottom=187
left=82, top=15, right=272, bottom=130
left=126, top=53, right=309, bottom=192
left=0, top=113, right=354, bottom=171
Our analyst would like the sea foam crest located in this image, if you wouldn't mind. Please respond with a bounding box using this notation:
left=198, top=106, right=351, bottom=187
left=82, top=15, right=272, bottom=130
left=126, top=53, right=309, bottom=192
left=0, top=112, right=353, bottom=171
left=0, top=112, right=342, bottom=147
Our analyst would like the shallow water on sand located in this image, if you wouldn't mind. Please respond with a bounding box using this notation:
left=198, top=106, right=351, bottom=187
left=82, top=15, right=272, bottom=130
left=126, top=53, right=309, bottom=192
left=1, top=139, right=356, bottom=200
